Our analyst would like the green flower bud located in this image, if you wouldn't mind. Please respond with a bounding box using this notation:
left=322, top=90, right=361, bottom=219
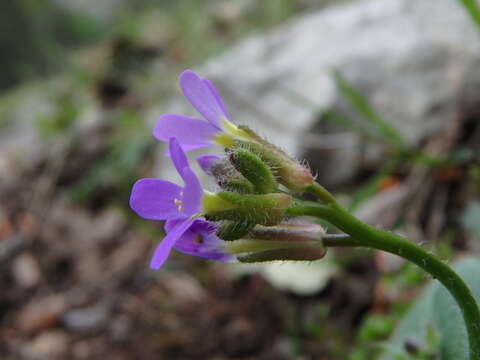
left=229, top=149, right=276, bottom=194
left=235, top=126, right=314, bottom=193
left=246, top=223, right=325, bottom=242
left=222, top=223, right=326, bottom=263
left=216, top=221, right=255, bottom=241
left=237, top=247, right=326, bottom=263
left=204, top=157, right=255, bottom=194
left=202, top=191, right=292, bottom=226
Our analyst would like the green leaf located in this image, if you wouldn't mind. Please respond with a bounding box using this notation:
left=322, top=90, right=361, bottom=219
left=347, top=159, right=398, bottom=211
left=381, top=257, right=480, bottom=359
left=332, top=70, right=406, bottom=149
left=458, top=0, right=480, bottom=31
left=380, top=281, right=437, bottom=359
left=433, top=258, right=480, bottom=360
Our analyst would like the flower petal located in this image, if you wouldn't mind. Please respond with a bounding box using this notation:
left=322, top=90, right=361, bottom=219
left=164, top=218, right=183, bottom=233
left=153, top=114, right=219, bottom=151
left=150, top=218, right=195, bottom=269
left=130, top=178, right=182, bottom=220
left=202, top=79, right=230, bottom=121
left=179, top=70, right=227, bottom=128
left=196, top=154, right=221, bottom=174
left=169, top=137, right=189, bottom=179
left=181, top=167, right=202, bottom=216
left=174, top=220, right=234, bottom=262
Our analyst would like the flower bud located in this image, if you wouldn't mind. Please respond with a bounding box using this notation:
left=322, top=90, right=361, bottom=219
left=237, top=247, right=326, bottom=263
left=216, top=221, right=255, bottom=241
left=197, top=154, right=222, bottom=175
left=246, top=223, right=325, bottom=242
left=229, top=149, right=276, bottom=194
left=235, top=126, right=314, bottom=193
left=224, top=223, right=326, bottom=263
left=197, top=154, right=254, bottom=194
left=202, top=191, right=292, bottom=226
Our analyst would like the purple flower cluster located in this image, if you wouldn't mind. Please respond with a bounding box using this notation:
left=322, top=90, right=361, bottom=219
left=130, top=70, right=236, bottom=269
left=130, top=70, right=318, bottom=269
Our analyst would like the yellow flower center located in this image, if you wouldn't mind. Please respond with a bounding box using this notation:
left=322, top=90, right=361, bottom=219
left=174, top=191, right=184, bottom=212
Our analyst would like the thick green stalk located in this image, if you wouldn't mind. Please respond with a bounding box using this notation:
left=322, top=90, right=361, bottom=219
left=287, top=199, right=480, bottom=360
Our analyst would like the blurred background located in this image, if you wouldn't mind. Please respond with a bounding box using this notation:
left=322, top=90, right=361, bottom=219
left=1, top=0, right=480, bottom=359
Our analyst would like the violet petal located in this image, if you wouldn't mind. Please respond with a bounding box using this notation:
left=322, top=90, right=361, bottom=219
left=129, top=178, right=182, bottom=220
left=153, top=114, right=219, bottom=151
left=164, top=218, right=183, bottom=233
left=202, top=78, right=230, bottom=121
left=181, top=167, right=202, bottom=216
left=169, top=137, right=189, bottom=180
left=196, top=154, right=221, bottom=174
left=179, top=70, right=226, bottom=128
left=149, top=218, right=195, bottom=269
left=174, top=220, right=234, bottom=262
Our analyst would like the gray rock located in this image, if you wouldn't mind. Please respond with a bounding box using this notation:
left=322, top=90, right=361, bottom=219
left=62, top=303, right=110, bottom=333
left=158, top=0, right=480, bottom=186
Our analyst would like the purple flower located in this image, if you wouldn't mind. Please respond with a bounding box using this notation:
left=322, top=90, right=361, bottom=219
left=165, top=218, right=233, bottom=262
left=129, top=137, right=232, bottom=269
left=196, top=154, right=222, bottom=175
left=153, top=70, right=250, bottom=153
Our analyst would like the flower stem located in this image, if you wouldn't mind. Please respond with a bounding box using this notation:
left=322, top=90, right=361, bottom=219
left=287, top=199, right=480, bottom=360
left=306, top=182, right=337, bottom=204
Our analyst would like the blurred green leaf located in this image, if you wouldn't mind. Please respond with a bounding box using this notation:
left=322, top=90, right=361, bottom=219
left=348, top=159, right=398, bottom=211
left=459, top=0, right=480, bottom=30
left=282, top=87, right=394, bottom=144
left=358, top=314, right=395, bottom=343
left=36, top=93, right=78, bottom=138
left=68, top=110, right=154, bottom=204
left=333, top=70, right=406, bottom=149
left=382, top=257, right=480, bottom=359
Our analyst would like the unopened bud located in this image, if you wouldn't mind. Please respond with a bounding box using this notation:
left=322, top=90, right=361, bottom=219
left=202, top=191, right=292, bottom=226
left=235, top=126, right=314, bottom=192
left=237, top=247, right=326, bottom=263
left=216, top=221, right=255, bottom=241
left=197, top=154, right=222, bottom=175
left=197, top=154, right=254, bottom=194
left=229, top=149, right=276, bottom=194
left=247, top=223, right=325, bottom=242
left=224, top=223, right=326, bottom=263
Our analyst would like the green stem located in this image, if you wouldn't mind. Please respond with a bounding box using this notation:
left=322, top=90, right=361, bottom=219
left=306, top=182, right=337, bottom=204
left=288, top=199, right=480, bottom=360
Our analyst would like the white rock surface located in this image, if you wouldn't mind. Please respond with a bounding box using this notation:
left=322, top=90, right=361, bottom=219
left=158, top=0, right=480, bottom=185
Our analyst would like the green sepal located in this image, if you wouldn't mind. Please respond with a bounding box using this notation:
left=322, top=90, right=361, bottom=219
left=204, top=191, right=292, bottom=226
left=220, top=177, right=255, bottom=194
left=236, top=126, right=314, bottom=193
left=216, top=221, right=256, bottom=241
left=229, top=149, right=276, bottom=194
